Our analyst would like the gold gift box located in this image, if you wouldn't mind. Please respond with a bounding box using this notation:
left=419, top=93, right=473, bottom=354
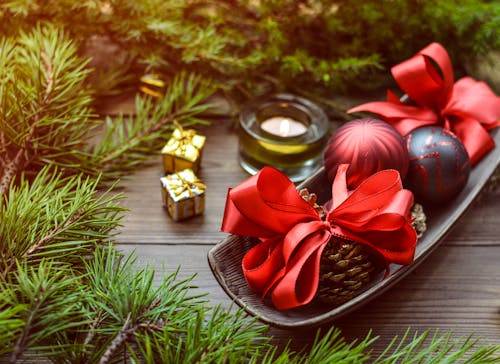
left=161, top=126, right=206, bottom=174
left=160, top=169, right=206, bottom=221
left=139, top=74, right=166, bottom=98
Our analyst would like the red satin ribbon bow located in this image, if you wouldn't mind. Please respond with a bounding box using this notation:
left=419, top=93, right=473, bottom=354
left=221, top=165, right=417, bottom=310
left=348, top=42, right=500, bottom=165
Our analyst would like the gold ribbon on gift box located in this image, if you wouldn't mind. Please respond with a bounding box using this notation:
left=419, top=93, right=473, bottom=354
left=166, top=170, right=206, bottom=201
left=161, top=122, right=206, bottom=173
left=161, top=169, right=206, bottom=221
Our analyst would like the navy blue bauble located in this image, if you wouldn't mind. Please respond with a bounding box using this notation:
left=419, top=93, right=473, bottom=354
left=404, top=126, right=471, bottom=206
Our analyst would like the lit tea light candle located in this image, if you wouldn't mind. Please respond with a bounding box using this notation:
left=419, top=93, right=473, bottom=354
left=238, top=93, right=329, bottom=182
left=260, top=116, right=308, bottom=138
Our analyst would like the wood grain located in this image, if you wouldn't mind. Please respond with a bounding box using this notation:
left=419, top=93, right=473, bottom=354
left=114, top=119, right=500, bottom=354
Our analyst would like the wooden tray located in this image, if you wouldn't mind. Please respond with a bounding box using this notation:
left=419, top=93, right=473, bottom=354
left=208, top=128, right=500, bottom=329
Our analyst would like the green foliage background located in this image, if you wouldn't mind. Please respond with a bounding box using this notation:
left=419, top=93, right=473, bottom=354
left=0, top=1, right=499, bottom=362
left=1, top=0, right=499, bottom=106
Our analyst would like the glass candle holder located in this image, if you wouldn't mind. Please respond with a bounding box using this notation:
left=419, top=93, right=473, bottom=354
left=238, top=93, right=329, bottom=182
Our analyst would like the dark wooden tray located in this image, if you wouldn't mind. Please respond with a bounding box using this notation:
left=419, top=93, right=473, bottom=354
left=208, top=128, right=500, bottom=329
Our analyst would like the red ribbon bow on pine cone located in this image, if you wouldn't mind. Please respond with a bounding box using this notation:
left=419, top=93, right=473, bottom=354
left=221, top=165, right=417, bottom=310
left=348, top=42, right=500, bottom=165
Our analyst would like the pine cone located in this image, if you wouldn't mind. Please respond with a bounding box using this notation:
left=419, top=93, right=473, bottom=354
left=411, top=203, right=427, bottom=238
left=298, top=188, right=326, bottom=218
left=316, top=238, right=383, bottom=306
left=299, top=188, right=426, bottom=307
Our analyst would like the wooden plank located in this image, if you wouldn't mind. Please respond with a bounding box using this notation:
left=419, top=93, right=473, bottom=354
left=446, top=190, right=500, bottom=244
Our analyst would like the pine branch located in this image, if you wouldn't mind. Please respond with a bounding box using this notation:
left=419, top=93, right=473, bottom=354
left=0, top=25, right=96, bottom=195
left=98, top=312, right=134, bottom=364
left=0, top=260, right=88, bottom=362
left=127, top=306, right=271, bottom=363
left=0, top=167, right=125, bottom=279
left=57, top=245, right=207, bottom=363
left=89, top=71, right=216, bottom=181
left=255, top=327, right=374, bottom=364
left=5, top=0, right=498, bottom=103
left=98, top=295, right=164, bottom=363
left=2, top=245, right=500, bottom=363
left=0, top=26, right=218, bottom=194
left=7, top=207, right=84, bottom=272
left=3, top=47, right=57, bottom=186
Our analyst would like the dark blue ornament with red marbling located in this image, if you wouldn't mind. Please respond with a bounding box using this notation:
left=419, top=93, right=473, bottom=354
left=404, top=126, right=470, bottom=206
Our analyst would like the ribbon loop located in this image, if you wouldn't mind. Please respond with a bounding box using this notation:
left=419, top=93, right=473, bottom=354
left=348, top=42, right=500, bottom=165
left=221, top=167, right=319, bottom=238
left=221, top=165, right=417, bottom=310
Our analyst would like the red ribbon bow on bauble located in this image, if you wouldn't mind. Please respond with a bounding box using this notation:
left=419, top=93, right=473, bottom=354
left=221, top=165, right=417, bottom=310
left=348, top=42, right=500, bottom=165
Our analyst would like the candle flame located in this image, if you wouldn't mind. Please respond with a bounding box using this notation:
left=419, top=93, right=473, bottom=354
left=279, top=119, right=291, bottom=136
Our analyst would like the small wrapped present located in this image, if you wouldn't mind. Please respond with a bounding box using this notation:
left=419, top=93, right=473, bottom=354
left=161, top=124, right=206, bottom=173
left=139, top=74, right=166, bottom=98
left=161, top=169, right=206, bottom=221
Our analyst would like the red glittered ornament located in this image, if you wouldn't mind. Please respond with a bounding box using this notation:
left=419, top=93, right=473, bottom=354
left=324, top=118, right=409, bottom=188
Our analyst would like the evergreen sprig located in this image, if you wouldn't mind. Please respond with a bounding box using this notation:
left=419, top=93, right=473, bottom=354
left=0, top=305, right=25, bottom=355
left=0, top=24, right=96, bottom=193
left=260, top=328, right=375, bottom=364
left=130, top=306, right=271, bottom=364
left=1, top=260, right=89, bottom=362
left=91, top=72, right=216, bottom=181
left=61, top=246, right=209, bottom=363
left=0, top=167, right=124, bottom=279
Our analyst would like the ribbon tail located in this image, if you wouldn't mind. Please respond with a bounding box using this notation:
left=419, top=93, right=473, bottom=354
left=453, top=117, right=495, bottom=165
left=242, top=237, right=284, bottom=295
left=348, top=102, right=438, bottom=135
left=447, top=77, right=500, bottom=127
left=270, top=231, right=331, bottom=310
left=374, top=223, right=418, bottom=265
left=243, top=220, right=330, bottom=309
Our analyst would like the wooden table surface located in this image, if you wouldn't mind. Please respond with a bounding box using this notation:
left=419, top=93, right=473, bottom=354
left=113, top=116, right=500, bottom=354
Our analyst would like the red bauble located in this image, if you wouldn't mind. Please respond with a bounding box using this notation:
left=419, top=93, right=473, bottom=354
left=324, top=118, right=409, bottom=188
